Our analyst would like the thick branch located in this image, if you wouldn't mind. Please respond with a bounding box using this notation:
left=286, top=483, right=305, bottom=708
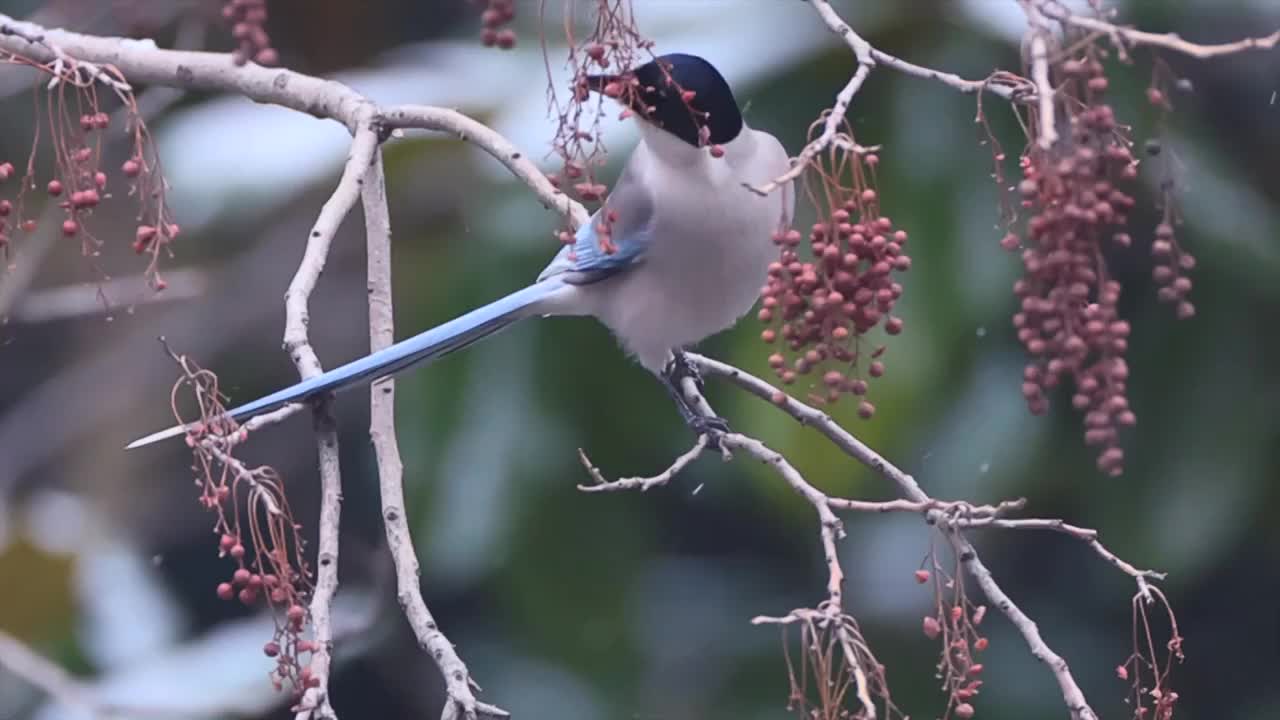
left=0, top=14, right=369, bottom=129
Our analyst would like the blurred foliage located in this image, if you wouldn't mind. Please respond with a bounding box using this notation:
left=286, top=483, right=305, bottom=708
left=0, top=1, right=1277, bottom=720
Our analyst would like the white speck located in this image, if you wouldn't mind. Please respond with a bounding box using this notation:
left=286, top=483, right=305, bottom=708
left=692, top=483, right=704, bottom=495
left=975, top=326, right=987, bottom=338
left=1271, top=90, right=1277, bottom=105
left=979, top=462, right=991, bottom=474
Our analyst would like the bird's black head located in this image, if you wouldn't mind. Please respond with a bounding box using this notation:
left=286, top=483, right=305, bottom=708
left=586, top=53, right=743, bottom=148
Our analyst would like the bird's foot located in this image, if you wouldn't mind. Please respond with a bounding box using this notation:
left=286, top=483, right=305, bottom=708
left=690, top=414, right=730, bottom=451
left=662, top=350, right=706, bottom=395
left=661, top=351, right=727, bottom=452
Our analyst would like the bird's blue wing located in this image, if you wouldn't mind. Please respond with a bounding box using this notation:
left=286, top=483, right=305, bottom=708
left=539, top=157, right=655, bottom=285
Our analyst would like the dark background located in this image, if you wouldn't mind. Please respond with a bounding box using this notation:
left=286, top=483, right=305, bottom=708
left=0, top=1, right=1277, bottom=719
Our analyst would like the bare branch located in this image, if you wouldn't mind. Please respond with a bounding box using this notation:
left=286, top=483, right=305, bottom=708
left=751, top=0, right=1034, bottom=196
left=577, top=436, right=708, bottom=493
left=381, top=105, right=588, bottom=230
left=867, top=48, right=1029, bottom=99
left=1020, top=1, right=1058, bottom=150
left=971, top=516, right=1165, bottom=593
left=687, top=353, right=1102, bottom=720
left=721, top=433, right=847, bottom=609
left=0, top=14, right=370, bottom=130
left=361, top=142, right=507, bottom=720
left=1050, top=8, right=1280, bottom=59
left=287, top=119, right=381, bottom=720
left=828, top=496, right=1026, bottom=517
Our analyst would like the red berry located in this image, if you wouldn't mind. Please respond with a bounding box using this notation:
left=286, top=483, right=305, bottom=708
left=216, top=582, right=234, bottom=600
left=47, top=180, right=63, bottom=196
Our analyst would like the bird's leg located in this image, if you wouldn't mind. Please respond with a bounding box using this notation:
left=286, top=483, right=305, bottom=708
left=661, top=351, right=730, bottom=449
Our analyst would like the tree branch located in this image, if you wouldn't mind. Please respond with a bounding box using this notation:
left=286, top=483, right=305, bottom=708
left=751, top=0, right=1034, bottom=195
left=1048, top=7, right=1280, bottom=59
left=381, top=105, right=588, bottom=230
left=361, top=140, right=507, bottom=720
left=286, top=118, right=381, bottom=720
left=1020, top=1, right=1058, bottom=150
left=683, top=353, right=1109, bottom=720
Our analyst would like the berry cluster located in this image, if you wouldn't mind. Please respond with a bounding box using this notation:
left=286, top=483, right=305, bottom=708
left=759, top=151, right=910, bottom=417
left=916, top=568, right=989, bottom=719
left=476, top=0, right=516, bottom=49
left=1005, top=51, right=1192, bottom=476
left=212, top=528, right=315, bottom=693
left=51, top=114, right=114, bottom=252
left=223, top=0, right=277, bottom=66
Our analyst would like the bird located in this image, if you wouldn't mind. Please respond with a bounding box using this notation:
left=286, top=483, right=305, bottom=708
left=127, top=52, right=794, bottom=450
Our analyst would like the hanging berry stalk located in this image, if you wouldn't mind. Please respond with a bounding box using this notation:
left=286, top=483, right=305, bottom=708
left=1005, top=41, right=1197, bottom=477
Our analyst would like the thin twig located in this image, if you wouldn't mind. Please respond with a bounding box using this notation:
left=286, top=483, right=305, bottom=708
left=752, top=0, right=874, bottom=196
left=1021, top=1, right=1058, bottom=150
left=721, top=432, right=847, bottom=610
left=577, top=435, right=708, bottom=492
left=381, top=105, right=588, bottom=230
left=751, top=0, right=1034, bottom=196
left=1049, top=8, right=1280, bottom=59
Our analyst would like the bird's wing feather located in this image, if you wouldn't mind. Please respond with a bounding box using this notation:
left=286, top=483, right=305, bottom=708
left=538, top=154, right=656, bottom=284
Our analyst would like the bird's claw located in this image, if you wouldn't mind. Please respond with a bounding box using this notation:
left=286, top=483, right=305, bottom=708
left=663, top=351, right=706, bottom=394
left=691, top=414, right=730, bottom=451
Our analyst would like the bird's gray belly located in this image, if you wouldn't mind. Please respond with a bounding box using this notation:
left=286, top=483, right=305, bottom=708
left=596, top=217, right=773, bottom=371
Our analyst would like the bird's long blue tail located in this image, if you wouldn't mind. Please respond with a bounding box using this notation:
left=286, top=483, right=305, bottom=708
left=126, top=278, right=567, bottom=449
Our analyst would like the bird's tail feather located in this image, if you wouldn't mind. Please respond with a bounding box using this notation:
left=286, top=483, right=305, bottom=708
left=126, top=278, right=567, bottom=449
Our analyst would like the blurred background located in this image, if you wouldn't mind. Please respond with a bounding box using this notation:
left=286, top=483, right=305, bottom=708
left=0, top=1, right=1277, bottom=718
